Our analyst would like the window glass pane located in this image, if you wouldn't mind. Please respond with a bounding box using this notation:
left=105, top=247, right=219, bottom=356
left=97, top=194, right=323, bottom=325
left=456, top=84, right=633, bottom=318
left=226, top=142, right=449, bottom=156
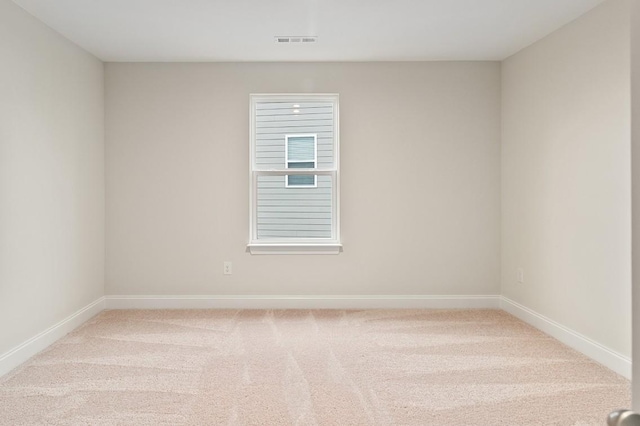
left=257, top=175, right=332, bottom=239
left=254, top=102, right=334, bottom=169
left=287, top=136, right=315, bottom=162
left=287, top=175, right=315, bottom=186
left=287, top=162, right=315, bottom=169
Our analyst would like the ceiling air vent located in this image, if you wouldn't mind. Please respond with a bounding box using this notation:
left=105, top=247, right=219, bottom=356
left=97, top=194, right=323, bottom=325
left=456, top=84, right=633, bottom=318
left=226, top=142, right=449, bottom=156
left=275, top=36, right=317, bottom=44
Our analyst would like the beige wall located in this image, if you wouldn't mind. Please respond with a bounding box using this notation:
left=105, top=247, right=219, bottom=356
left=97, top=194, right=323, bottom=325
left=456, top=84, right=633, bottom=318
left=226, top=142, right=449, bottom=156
left=631, top=0, right=640, bottom=409
left=502, top=0, right=631, bottom=356
left=0, top=0, right=105, bottom=354
left=105, top=62, right=501, bottom=296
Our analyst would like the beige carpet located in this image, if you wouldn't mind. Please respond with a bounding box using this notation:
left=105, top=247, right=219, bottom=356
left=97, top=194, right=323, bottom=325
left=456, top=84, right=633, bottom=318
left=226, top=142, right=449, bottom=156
left=0, top=309, right=630, bottom=425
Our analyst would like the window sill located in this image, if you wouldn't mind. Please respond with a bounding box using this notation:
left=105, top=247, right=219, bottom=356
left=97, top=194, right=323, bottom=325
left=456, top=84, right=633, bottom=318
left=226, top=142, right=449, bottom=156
left=247, top=243, right=342, bottom=255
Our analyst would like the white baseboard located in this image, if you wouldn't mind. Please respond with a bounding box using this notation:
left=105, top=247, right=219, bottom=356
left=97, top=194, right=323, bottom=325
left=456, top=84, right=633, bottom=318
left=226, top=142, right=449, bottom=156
left=0, top=297, right=106, bottom=378
left=105, top=294, right=501, bottom=310
left=500, top=296, right=631, bottom=379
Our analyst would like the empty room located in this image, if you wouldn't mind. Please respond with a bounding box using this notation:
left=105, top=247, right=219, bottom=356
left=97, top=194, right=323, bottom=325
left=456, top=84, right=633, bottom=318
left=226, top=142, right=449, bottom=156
left=1, top=0, right=640, bottom=424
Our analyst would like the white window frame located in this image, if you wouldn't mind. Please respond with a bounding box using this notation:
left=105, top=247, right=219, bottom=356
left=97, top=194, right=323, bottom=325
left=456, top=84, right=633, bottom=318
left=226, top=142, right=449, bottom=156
left=248, top=94, right=341, bottom=255
left=284, top=134, right=317, bottom=188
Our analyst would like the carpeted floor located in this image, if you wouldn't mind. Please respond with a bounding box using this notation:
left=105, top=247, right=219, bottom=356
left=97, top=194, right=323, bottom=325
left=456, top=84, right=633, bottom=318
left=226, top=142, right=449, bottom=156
left=0, top=309, right=630, bottom=425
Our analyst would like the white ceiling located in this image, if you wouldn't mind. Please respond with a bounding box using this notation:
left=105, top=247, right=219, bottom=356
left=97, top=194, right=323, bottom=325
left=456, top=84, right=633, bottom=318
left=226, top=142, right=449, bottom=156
left=12, top=0, right=606, bottom=62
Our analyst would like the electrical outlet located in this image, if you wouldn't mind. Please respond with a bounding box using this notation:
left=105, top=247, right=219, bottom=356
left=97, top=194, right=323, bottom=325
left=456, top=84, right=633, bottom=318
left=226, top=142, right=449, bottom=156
left=224, top=261, right=232, bottom=275
left=516, top=268, right=524, bottom=284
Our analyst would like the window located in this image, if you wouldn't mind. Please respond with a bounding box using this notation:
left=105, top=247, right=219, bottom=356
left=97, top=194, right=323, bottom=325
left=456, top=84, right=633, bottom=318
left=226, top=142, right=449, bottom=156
left=285, top=135, right=317, bottom=188
left=248, top=94, right=341, bottom=254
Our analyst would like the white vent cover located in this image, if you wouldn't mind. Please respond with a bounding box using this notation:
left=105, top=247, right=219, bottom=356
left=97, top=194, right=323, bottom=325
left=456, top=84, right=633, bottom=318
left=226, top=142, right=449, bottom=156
left=275, top=36, right=317, bottom=44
